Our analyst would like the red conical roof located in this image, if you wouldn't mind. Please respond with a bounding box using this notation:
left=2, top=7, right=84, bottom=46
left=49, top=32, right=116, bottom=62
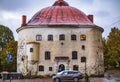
left=27, top=0, right=94, bottom=26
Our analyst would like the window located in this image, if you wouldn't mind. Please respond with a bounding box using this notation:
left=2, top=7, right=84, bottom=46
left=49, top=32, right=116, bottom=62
left=59, top=34, right=65, bottom=40
left=71, top=35, right=76, bottom=40
left=80, top=34, right=86, bottom=41
left=48, top=35, right=53, bottom=41
left=39, top=65, right=44, bottom=71
left=45, top=51, right=51, bottom=60
left=73, top=65, right=79, bottom=70
left=30, top=48, right=33, bottom=52
left=81, top=57, right=86, bottom=63
left=68, top=71, right=73, bottom=74
left=49, top=67, right=52, bottom=71
left=36, top=35, right=42, bottom=41
left=72, top=51, right=77, bottom=59
left=81, top=45, right=85, bottom=50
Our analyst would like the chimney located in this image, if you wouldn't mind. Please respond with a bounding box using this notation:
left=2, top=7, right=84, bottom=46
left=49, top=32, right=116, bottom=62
left=22, top=15, right=26, bottom=26
left=88, top=15, right=94, bottom=23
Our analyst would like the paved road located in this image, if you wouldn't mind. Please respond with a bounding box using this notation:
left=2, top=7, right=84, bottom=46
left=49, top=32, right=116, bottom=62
left=0, top=78, right=119, bottom=82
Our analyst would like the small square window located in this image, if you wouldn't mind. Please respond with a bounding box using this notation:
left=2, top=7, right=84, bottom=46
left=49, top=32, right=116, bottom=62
left=48, top=35, right=53, bottom=41
left=73, top=65, right=79, bottom=71
left=39, top=66, right=44, bottom=71
left=80, top=34, right=86, bottom=41
left=30, top=48, right=33, bottom=52
left=59, top=34, right=65, bottom=40
left=71, top=35, right=76, bottom=41
left=49, top=67, right=52, bottom=71
left=36, top=35, right=42, bottom=41
left=81, top=57, right=86, bottom=62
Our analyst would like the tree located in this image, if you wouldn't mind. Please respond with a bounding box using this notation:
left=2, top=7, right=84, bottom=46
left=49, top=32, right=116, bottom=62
left=0, top=40, right=18, bottom=72
left=0, top=25, right=14, bottom=54
left=103, top=27, right=120, bottom=69
left=102, top=38, right=109, bottom=68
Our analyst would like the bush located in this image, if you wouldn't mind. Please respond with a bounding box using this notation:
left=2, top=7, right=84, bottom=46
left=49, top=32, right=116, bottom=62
left=44, top=74, right=52, bottom=78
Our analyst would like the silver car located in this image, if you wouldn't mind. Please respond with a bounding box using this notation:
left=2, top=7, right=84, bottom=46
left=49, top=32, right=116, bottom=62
left=52, top=70, right=83, bottom=82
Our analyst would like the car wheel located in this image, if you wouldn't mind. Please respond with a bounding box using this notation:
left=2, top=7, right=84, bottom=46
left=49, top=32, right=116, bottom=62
left=74, top=77, right=79, bottom=82
left=54, top=78, right=60, bottom=82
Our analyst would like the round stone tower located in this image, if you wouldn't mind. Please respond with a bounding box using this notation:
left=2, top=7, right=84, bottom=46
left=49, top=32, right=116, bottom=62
left=17, top=0, right=104, bottom=76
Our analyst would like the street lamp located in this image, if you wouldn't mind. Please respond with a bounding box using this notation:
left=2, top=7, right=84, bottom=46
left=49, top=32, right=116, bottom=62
left=81, top=56, right=90, bottom=82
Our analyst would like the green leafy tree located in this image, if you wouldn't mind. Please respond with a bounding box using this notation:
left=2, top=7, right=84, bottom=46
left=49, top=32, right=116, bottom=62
left=0, top=40, right=18, bottom=72
left=0, top=25, right=14, bottom=54
left=103, top=27, right=120, bottom=69
left=102, top=38, right=109, bottom=68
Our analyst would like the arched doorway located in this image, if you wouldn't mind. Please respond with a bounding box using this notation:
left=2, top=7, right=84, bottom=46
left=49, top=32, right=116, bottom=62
left=58, top=64, right=65, bottom=72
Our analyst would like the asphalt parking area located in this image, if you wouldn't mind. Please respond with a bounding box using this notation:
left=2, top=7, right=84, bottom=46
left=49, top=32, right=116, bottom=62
left=0, top=77, right=120, bottom=82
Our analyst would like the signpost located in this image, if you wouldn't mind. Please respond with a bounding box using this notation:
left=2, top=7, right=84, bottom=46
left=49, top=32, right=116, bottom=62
left=7, top=54, right=13, bottom=62
left=7, top=54, right=13, bottom=82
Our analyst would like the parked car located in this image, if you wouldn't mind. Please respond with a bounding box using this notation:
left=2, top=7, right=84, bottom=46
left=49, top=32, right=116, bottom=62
left=109, top=73, right=120, bottom=81
left=105, top=73, right=120, bottom=81
left=52, top=70, right=83, bottom=82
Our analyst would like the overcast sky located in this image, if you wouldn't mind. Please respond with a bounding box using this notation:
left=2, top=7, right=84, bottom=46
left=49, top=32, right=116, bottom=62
left=0, top=0, right=120, bottom=40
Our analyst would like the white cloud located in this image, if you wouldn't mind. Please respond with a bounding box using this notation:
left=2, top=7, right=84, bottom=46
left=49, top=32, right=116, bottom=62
left=0, top=0, right=120, bottom=40
left=1, top=11, right=20, bottom=20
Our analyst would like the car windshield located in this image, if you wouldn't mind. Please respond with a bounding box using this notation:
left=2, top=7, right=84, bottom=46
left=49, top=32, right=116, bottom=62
left=57, top=70, right=80, bottom=75
left=57, top=71, right=64, bottom=75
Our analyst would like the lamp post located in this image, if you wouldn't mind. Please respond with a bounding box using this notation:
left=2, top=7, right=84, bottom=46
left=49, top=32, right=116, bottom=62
left=81, top=56, right=90, bottom=82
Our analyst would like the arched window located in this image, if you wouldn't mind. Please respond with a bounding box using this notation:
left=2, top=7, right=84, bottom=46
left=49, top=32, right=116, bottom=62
left=72, top=51, right=77, bottom=59
left=45, top=51, right=51, bottom=60
left=71, top=34, right=76, bottom=40
left=73, top=65, right=79, bottom=70
left=39, top=65, right=44, bottom=71
left=59, top=34, right=65, bottom=40
left=80, top=34, right=86, bottom=41
left=48, top=35, right=53, bottom=41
